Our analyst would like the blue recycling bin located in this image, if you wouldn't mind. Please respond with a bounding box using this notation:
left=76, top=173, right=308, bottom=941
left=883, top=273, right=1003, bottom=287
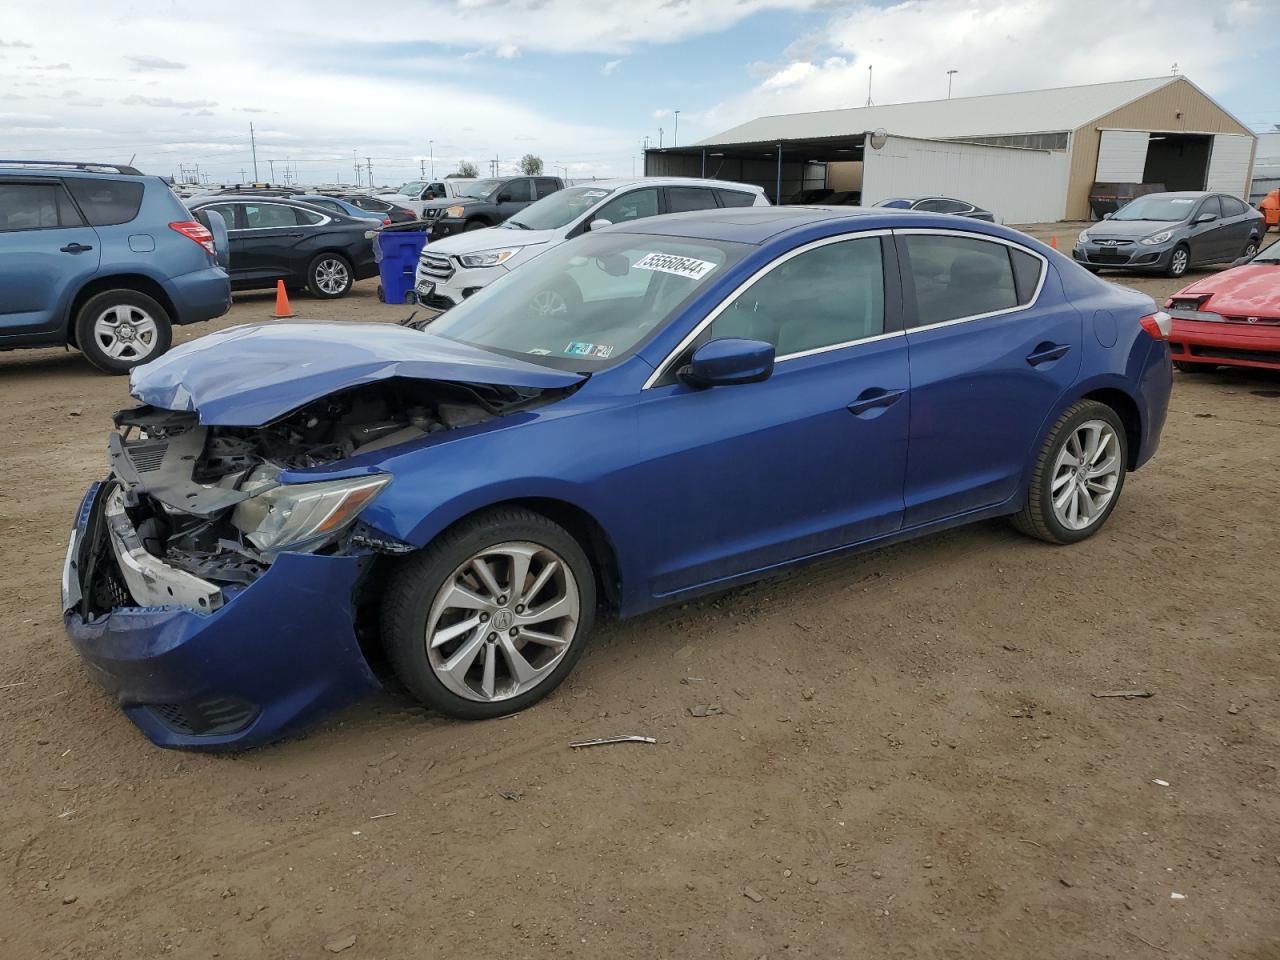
left=375, top=224, right=431, bottom=305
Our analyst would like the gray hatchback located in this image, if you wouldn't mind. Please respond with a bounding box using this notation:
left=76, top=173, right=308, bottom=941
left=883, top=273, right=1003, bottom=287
left=1072, top=191, right=1263, bottom=278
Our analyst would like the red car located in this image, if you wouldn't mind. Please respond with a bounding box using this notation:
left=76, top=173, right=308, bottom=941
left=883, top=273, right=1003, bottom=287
left=1166, top=240, right=1280, bottom=372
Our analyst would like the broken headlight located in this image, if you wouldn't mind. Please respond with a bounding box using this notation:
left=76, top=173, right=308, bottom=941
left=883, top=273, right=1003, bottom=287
left=232, top=475, right=390, bottom=554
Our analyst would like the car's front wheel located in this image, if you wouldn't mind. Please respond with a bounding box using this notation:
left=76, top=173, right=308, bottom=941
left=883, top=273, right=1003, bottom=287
left=1165, top=244, right=1190, bottom=278
left=74, top=290, right=173, bottom=374
left=1013, top=400, right=1128, bottom=544
left=307, top=253, right=354, bottom=298
left=382, top=508, right=597, bottom=719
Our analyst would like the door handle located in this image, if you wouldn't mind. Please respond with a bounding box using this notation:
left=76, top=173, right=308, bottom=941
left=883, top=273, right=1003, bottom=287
left=60, top=242, right=94, bottom=253
left=847, top=387, right=905, bottom=416
left=1026, top=342, right=1070, bottom=366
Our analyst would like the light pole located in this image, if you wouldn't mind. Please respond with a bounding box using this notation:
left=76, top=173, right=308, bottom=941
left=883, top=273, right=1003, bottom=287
left=946, top=69, right=958, bottom=99
left=659, top=127, right=664, bottom=148
left=429, top=140, right=434, bottom=178
left=673, top=110, right=680, bottom=147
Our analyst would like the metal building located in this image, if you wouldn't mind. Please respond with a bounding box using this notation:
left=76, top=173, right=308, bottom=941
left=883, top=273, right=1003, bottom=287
left=645, top=76, right=1255, bottom=223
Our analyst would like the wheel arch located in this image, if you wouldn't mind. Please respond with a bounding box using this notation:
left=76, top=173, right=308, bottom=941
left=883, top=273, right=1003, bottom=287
left=65, top=274, right=177, bottom=346
left=1078, top=386, right=1143, bottom=469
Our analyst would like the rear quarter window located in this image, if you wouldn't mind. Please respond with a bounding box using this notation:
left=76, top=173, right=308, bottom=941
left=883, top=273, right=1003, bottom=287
left=716, top=189, right=757, bottom=208
left=64, top=178, right=145, bottom=226
left=904, top=235, right=1019, bottom=326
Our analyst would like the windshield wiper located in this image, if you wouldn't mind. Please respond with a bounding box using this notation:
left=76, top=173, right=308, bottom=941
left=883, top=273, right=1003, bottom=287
left=506, top=220, right=531, bottom=230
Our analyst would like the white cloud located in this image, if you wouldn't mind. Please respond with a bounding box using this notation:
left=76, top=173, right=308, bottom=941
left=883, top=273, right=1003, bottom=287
left=602, top=58, right=623, bottom=75
left=127, top=54, right=186, bottom=70
left=495, top=43, right=520, bottom=59
left=686, top=0, right=1267, bottom=141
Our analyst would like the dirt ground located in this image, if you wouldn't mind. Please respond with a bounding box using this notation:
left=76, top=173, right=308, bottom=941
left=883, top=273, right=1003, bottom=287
left=1, top=222, right=1278, bottom=960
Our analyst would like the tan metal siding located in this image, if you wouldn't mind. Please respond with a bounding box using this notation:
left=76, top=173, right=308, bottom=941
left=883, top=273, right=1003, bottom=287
left=1065, top=78, right=1253, bottom=219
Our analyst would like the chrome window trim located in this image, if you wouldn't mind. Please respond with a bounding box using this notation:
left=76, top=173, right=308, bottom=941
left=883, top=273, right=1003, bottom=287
left=893, top=227, right=1048, bottom=334
left=227, top=200, right=332, bottom=231
left=641, top=229, right=893, bottom=390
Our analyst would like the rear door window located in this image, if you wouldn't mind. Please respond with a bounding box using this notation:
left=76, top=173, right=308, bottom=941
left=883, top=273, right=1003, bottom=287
left=0, top=182, right=84, bottom=231
left=716, top=189, right=757, bottom=208
left=1220, top=195, right=1248, bottom=217
left=64, top=178, right=144, bottom=226
left=535, top=178, right=561, bottom=199
left=243, top=203, right=303, bottom=228
left=903, top=234, right=1019, bottom=326
left=202, top=203, right=240, bottom=230
left=666, top=187, right=718, bottom=213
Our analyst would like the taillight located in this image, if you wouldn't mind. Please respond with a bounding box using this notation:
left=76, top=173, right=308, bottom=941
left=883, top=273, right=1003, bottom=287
left=170, top=221, right=216, bottom=257
left=383, top=217, right=392, bottom=225
left=1139, top=311, right=1172, bottom=340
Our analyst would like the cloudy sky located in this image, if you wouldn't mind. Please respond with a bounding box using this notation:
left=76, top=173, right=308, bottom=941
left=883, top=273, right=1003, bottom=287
left=2, top=0, right=1275, bottom=187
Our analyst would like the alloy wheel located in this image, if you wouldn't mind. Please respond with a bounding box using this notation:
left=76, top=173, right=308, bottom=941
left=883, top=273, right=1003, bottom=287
left=1243, top=241, right=1258, bottom=259
left=528, top=289, right=568, bottom=317
left=1170, top=247, right=1189, bottom=276
left=315, top=258, right=350, bottom=295
left=1050, top=419, right=1122, bottom=531
left=92, top=305, right=160, bottom=362
left=425, top=541, right=580, bottom=702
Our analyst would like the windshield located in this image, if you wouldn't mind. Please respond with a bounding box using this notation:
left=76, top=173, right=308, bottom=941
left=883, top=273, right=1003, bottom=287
left=1112, top=196, right=1197, bottom=222
left=396, top=181, right=426, bottom=196
left=426, top=232, right=750, bottom=372
left=457, top=179, right=502, bottom=199
left=503, top=186, right=615, bottom=231
left=1253, top=239, right=1280, bottom=263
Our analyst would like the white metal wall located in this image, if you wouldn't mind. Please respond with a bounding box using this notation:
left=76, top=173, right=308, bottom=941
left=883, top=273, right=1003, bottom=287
left=1205, top=134, right=1255, bottom=196
left=1095, top=130, right=1150, bottom=181
left=860, top=135, right=1070, bottom=224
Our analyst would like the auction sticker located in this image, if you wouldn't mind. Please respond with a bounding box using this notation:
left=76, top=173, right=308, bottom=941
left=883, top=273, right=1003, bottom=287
left=565, top=341, right=614, bottom=358
left=634, top=252, right=718, bottom=280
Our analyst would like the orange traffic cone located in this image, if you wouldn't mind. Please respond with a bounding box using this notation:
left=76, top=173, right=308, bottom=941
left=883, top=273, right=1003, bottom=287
left=273, top=280, right=294, bottom=319
left=1049, top=235, right=1059, bottom=250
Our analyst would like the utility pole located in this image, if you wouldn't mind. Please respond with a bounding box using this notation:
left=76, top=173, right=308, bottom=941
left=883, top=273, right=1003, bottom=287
left=659, top=127, right=664, bottom=148
left=673, top=110, right=680, bottom=147
left=353, top=150, right=361, bottom=187
left=250, top=122, right=259, bottom=180
left=420, top=158, right=426, bottom=177
left=866, top=65, right=873, bottom=107
left=366, top=156, right=373, bottom=186
left=268, top=159, right=275, bottom=182
left=946, top=69, right=958, bottom=99
left=429, top=140, right=434, bottom=177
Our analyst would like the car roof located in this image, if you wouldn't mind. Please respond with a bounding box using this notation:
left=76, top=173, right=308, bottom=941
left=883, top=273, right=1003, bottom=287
left=1143, top=190, right=1214, bottom=198
left=562, top=177, right=764, bottom=194
left=605, top=205, right=1017, bottom=245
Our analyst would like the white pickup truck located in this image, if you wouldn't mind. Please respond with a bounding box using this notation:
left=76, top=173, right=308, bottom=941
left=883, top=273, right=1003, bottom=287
left=378, top=179, right=475, bottom=217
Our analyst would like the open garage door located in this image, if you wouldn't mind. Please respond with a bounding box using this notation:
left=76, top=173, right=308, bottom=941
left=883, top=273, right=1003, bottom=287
left=1205, top=135, right=1255, bottom=196
left=1096, top=130, right=1150, bottom=181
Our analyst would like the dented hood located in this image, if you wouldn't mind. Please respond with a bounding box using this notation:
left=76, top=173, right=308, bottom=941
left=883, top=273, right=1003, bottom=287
left=131, top=321, right=585, bottom=426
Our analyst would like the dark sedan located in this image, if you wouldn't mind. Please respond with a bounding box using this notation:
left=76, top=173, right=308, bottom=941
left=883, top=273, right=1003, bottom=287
left=188, top=195, right=377, bottom=298
left=873, top=196, right=995, bottom=221
left=1072, top=191, right=1263, bottom=279
left=332, top=193, right=418, bottom=224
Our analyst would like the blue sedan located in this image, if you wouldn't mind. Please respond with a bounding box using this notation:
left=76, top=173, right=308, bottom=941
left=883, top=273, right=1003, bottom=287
left=63, top=207, right=1173, bottom=750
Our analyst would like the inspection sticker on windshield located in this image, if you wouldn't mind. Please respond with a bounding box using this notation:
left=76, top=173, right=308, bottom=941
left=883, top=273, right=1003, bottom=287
left=633, top=252, right=718, bottom=280
left=566, top=341, right=614, bottom=358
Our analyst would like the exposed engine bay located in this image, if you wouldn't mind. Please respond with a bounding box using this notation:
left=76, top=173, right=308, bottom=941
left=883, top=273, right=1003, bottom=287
left=77, top=378, right=558, bottom=617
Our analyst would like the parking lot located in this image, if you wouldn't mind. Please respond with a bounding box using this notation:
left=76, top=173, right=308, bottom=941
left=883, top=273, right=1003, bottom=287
left=1, top=221, right=1277, bottom=959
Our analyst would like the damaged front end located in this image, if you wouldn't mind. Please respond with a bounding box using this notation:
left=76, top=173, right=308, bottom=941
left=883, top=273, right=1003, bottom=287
left=63, top=376, right=553, bottom=750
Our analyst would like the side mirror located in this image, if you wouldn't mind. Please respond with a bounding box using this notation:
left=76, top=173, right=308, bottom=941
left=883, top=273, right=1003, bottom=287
left=496, top=192, right=514, bottom=203
left=1102, top=211, right=1113, bottom=219
left=1195, top=212, right=1218, bottom=224
left=588, top=218, right=614, bottom=231
left=678, top=338, right=774, bottom=388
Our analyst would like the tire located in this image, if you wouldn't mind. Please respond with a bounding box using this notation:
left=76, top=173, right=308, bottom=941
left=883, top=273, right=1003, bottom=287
left=74, top=289, right=173, bottom=375
left=526, top=277, right=583, bottom=319
left=1174, top=360, right=1215, bottom=373
left=306, top=253, right=354, bottom=298
left=464, top=220, right=487, bottom=232
left=1241, top=238, right=1259, bottom=260
left=381, top=507, right=597, bottom=720
left=1012, top=400, right=1128, bottom=545
left=1165, top=244, right=1190, bottom=278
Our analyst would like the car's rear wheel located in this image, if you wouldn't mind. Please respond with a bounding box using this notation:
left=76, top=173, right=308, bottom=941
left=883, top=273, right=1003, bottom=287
left=74, top=290, right=173, bottom=374
left=1012, top=400, right=1127, bottom=545
left=1166, top=244, right=1190, bottom=278
left=1241, top=238, right=1259, bottom=260
left=307, top=253, right=353, bottom=298
left=465, top=220, right=487, bottom=232
left=382, top=508, right=596, bottom=720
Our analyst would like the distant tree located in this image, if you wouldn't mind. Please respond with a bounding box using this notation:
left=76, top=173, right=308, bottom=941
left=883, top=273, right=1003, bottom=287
left=454, top=160, right=480, bottom=178
left=519, top=154, right=544, bottom=175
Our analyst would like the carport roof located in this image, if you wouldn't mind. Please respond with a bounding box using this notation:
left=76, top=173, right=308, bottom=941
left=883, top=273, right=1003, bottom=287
left=696, top=76, right=1178, bottom=146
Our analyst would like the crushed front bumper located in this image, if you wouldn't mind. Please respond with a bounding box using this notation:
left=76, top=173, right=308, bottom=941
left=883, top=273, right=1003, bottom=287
left=62, top=482, right=382, bottom=751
